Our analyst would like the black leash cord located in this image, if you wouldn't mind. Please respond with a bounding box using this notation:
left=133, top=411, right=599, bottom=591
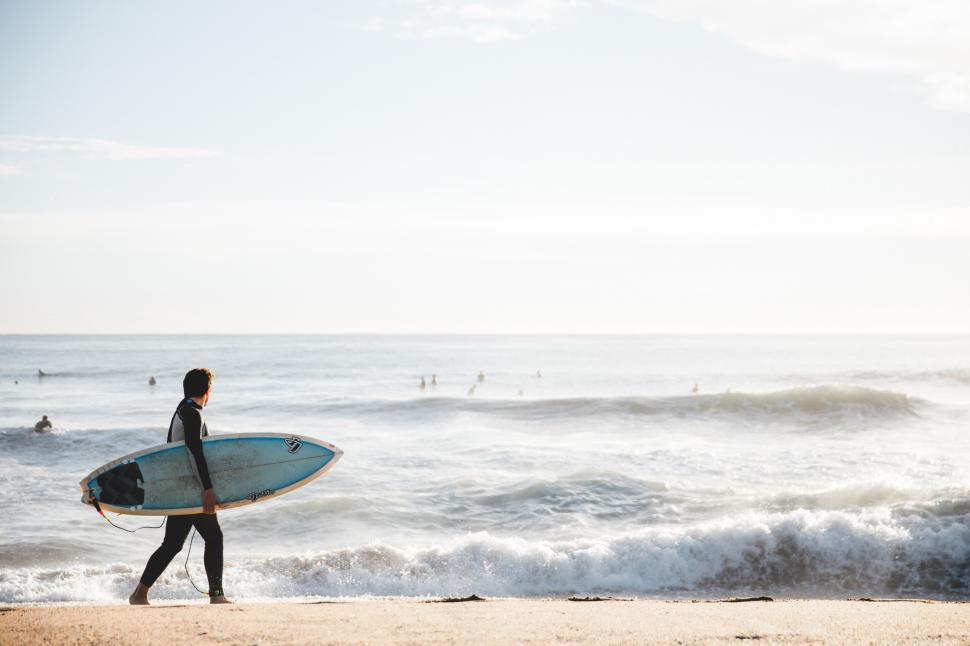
left=183, top=528, right=208, bottom=596
left=102, top=515, right=166, bottom=532
left=91, top=497, right=166, bottom=532
left=91, top=497, right=207, bottom=596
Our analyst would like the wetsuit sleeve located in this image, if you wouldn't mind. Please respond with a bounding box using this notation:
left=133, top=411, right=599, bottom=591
left=181, top=407, right=213, bottom=490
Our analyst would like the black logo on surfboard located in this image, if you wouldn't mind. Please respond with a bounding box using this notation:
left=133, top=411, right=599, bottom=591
left=249, top=488, right=275, bottom=502
left=284, top=436, right=303, bottom=454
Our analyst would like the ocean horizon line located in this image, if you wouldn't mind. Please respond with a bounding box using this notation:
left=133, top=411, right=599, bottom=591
left=2, top=332, right=969, bottom=338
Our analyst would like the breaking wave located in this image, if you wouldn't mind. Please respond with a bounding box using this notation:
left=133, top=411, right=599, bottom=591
left=849, top=368, right=970, bottom=385
left=3, top=505, right=967, bottom=603
left=326, top=385, right=920, bottom=423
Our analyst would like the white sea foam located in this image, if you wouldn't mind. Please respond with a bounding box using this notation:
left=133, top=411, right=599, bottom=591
left=2, top=506, right=967, bottom=603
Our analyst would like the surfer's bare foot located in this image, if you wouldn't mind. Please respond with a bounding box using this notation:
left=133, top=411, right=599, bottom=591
left=129, top=584, right=150, bottom=606
left=210, top=595, right=233, bottom=604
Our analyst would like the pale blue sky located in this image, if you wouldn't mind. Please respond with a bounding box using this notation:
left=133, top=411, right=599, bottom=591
left=1, top=1, right=969, bottom=333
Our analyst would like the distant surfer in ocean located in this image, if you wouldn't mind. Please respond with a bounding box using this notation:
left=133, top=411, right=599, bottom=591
left=478, top=371, right=485, bottom=382
left=420, top=376, right=426, bottom=391
left=129, top=368, right=231, bottom=606
left=37, top=369, right=47, bottom=377
left=33, top=415, right=52, bottom=432
left=148, top=375, right=157, bottom=386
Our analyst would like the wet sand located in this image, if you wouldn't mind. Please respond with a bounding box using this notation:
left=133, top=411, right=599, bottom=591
left=1, top=598, right=968, bottom=645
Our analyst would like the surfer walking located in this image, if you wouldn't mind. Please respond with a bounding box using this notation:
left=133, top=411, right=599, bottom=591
left=129, top=368, right=231, bottom=605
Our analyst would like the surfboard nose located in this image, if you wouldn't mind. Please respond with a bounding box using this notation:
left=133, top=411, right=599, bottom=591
left=312, top=439, right=343, bottom=460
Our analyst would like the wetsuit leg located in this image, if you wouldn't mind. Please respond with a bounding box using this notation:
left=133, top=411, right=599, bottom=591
left=139, top=515, right=194, bottom=587
left=191, top=514, right=224, bottom=596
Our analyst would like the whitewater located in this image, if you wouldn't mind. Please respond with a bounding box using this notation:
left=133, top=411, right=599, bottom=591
left=0, top=335, right=968, bottom=603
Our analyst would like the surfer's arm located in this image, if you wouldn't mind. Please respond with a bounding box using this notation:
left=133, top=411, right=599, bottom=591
left=181, top=408, right=214, bottom=490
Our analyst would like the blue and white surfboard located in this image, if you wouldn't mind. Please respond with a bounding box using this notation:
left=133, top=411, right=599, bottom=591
left=79, top=433, right=342, bottom=516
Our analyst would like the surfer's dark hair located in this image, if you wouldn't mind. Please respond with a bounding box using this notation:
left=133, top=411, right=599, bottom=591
left=183, top=368, right=214, bottom=398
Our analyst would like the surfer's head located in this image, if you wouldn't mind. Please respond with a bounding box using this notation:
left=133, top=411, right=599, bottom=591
left=183, top=368, right=215, bottom=406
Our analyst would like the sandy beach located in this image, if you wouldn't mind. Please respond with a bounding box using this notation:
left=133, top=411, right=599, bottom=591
left=2, top=599, right=968, bottom=645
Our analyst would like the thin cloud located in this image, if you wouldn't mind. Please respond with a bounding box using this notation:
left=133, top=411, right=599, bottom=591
left=371, top=0, right=585, bottom=42
left=618, top=0, right=970, bottom=112
left=379, top=0, right=970, bottom=111
left=0, top=136, right=220, bottom=160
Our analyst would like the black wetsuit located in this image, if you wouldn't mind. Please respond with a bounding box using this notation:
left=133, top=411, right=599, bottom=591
left=138, top=399, right=223, bottom=597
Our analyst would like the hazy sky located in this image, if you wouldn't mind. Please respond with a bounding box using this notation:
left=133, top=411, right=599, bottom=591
left=1, top=1, right=969, bottom=333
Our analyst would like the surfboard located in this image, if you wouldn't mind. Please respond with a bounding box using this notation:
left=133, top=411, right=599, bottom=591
left=79, top=433, right=342, bottom=516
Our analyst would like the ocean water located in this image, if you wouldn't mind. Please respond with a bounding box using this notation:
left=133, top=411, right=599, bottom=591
left=0, top=335, right=968, bottom=604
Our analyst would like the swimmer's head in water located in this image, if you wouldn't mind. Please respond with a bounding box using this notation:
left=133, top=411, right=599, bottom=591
left=183, top=368, right=215, bottom=400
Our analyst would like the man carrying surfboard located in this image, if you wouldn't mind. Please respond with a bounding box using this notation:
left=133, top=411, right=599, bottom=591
left=129, top=368, right=231, bottom=605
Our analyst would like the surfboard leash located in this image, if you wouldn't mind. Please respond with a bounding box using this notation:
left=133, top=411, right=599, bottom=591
left=183, top=528, right=209, bottom=597
left=88, top=495, right=208, bottom=597
left=89, top=495, right=166, bottom=532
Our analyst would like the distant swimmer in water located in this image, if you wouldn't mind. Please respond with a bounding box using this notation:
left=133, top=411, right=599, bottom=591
left=536, top=370, right=542, bottom=378
left=478, top=371, right=485, bottom=382
left=467, top=384, right=476, bottom=396
left=691, top=383, right=698, bottom=393
left=34, top=415, right=52, bottom=432
left=149, top=376, right=157, bottom=386
left=420, top=376, right=426, bottom=391
left=431, top=374, right=437, bottom=387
